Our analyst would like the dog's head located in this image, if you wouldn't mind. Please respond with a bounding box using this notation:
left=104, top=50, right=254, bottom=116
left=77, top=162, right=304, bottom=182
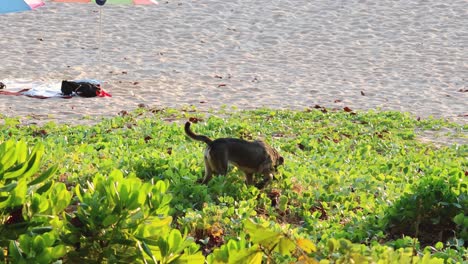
left=273, top=155, right=284, bottom=171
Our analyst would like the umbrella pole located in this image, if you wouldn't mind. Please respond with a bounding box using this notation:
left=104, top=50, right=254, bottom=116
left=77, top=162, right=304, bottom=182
left=98, top=5, right=103, bottom=83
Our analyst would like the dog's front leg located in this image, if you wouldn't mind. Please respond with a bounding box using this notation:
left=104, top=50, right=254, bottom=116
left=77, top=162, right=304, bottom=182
left=245, top=173, right=254, bottom=185
left=255, top=173, right=273, bottom=189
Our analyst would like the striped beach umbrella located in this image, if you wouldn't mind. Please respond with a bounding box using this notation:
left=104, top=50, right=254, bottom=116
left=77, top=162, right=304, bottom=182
left=0, top=0, right=44, bottom=14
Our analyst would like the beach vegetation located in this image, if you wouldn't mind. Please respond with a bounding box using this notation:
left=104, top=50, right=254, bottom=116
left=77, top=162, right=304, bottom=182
left=0, top=107, right=466, bottom=263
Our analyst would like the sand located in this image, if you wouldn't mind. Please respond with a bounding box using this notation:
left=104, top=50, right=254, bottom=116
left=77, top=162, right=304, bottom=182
left=0, top=0, right=467, bottom=127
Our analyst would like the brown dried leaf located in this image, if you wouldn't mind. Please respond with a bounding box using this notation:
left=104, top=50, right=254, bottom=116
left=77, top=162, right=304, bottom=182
left=343, top=106, right=353, bottom=112
left=189, top=117, right=202, bottom=123
left=32, top=129, right=48, bottom=137
left=272, top=132, right=285, bottom=137
left=119, top=110, right=129, bottom=116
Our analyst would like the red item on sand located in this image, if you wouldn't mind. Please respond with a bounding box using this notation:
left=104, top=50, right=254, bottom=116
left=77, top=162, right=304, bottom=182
left=97, top=86, right=112, bottom=97
left=0, top=88, right=30, bottom=96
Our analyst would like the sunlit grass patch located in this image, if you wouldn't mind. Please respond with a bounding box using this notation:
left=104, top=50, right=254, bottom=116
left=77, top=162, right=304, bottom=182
left=1, top=107, right=466, bottom=262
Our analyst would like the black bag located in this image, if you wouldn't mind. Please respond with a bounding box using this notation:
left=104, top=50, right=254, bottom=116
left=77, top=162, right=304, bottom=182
left=61, top=80, right=101, bottom=97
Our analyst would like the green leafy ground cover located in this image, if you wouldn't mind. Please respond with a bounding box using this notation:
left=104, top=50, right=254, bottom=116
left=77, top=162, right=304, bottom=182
left=0, top=107, right=467, bottom=263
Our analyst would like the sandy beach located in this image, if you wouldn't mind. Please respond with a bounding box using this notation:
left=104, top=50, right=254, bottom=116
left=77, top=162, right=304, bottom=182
left=0, top=0, right=466, bottom=126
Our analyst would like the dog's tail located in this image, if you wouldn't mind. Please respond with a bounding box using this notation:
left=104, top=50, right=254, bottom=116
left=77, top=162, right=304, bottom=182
left=184, top=122, right=213, bottom=145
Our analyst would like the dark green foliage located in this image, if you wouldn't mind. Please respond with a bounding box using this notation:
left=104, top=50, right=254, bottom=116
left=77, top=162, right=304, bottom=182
left=383, top=174, right=466, bottom=245
left=0, top=140, right=68, bottom=263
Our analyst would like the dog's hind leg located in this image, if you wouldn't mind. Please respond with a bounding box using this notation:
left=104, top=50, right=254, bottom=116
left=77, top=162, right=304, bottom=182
left=199, top=156, right=213, bottom=184
left=210, top=148, right=228, bottom=176
left=245, top=173, right=254, bottom=185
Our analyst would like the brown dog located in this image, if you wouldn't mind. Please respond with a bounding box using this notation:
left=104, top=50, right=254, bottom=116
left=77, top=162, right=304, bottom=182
left=185, top=121, right=283, bottom=188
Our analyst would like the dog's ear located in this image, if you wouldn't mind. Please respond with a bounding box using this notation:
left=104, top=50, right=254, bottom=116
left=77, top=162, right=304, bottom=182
left=278, top=156, right=284, bottom=165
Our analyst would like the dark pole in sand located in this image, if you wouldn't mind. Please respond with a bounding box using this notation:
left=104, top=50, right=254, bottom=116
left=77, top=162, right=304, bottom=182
left=96, top=0, right=106, bottom=83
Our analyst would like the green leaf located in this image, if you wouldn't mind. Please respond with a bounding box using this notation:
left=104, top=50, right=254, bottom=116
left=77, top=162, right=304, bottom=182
left=155, top=180, right=168, bottom=194
left=28, top=165, right=58, bottom=186
left=1, top=178, right=27, bottom=207
left=40, top=232, right=55, bottom=246
left=50, top=245, right=67, bottom=259
left=36, top=252, right=53, bottom=264
left=118, top=181, right=128, bottom=204
left=102, top=214, right=119, bottom=227
left=3, top=161, right=29, bottom=180
left=226, top=239, right=240, bottom=252
left=277, top=237, right=295, bottom=256
left=168, top=229, right=183, bottom=253
left=0, top=181, right=18, bottom=192
left=243, top=220, right=281, bottom=249
left=31, top=227, right=54, bottom=235
left=327, top=239, right=339, bottom=253
left=36, top=180, right=54, bottom=194
left=15, top=140, right=28, bottom=163
left=74, top=184, right=82, bottom=201
left=31, top=193, right=43, bottom=214
left=4, top=143, right=44, bottom=180
left=9, top=240, right=23, bottom=261
left=247, top=252, right=263, bottom=264
left=33, top=236, right=46, bottom=253
left=138, top=241, right=158, bottom=264
left=157, top=237, right=169, bottom=258
left=127, top=192, right=141, bottom=210
left=53, top=189, right=72, bottom=212
left=173, top=252, right=205, bottom=264
left=0, top=145, right=17, bottom=175
left=453, top=213, right=465, bottom=225
left=137, top=187, right=148, bottom=208
left=21, top=144, right=45, bottom=178
left=229, top=246, right=262, bottom=264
